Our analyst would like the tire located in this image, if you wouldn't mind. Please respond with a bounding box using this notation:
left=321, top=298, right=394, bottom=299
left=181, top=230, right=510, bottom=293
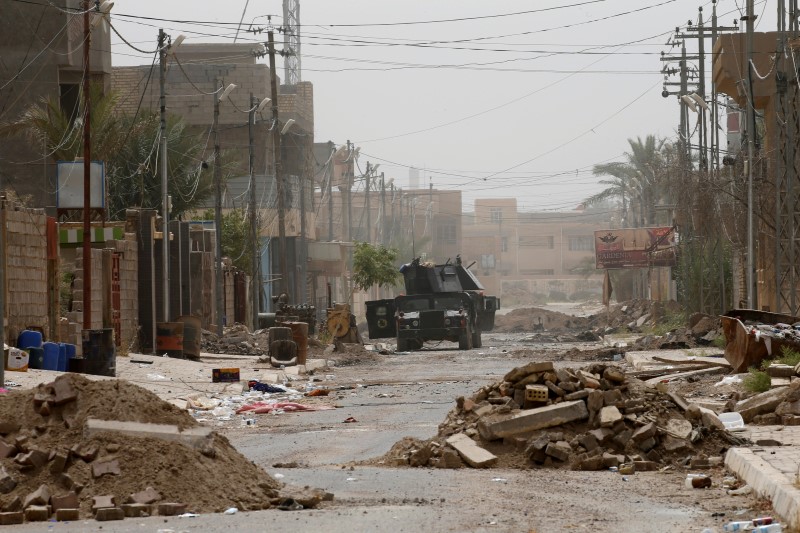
left=472, top=328, right=482, bottom=348
left=458, top=327, right=473, bottom=350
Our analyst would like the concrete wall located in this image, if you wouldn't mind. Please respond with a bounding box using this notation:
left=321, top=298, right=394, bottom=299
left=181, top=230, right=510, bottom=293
left=110, top=237, right=139, bottom=351
left=4, top=208, right=49, bottom=342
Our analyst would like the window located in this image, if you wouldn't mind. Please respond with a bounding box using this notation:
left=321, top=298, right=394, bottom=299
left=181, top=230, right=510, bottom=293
left=568, top=236, right=594, bottom=252
left=436, top=224, right=457, bottom=244
left=490, top=208, right=503, bottom=224
left=518, top=236, right=554, bottom=248
left=501, top=237, right=508, bottom=252
left=480, top=254, right=495, bottom=269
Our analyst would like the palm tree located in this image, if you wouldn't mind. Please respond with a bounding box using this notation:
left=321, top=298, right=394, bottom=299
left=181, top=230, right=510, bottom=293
left=0, top=84, right=218, bottom=219
left=583, top=135, right=671, bottom=227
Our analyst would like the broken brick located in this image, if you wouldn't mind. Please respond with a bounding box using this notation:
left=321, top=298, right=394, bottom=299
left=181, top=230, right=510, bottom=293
left=49, top=451, right=68, bottom=475
left=631, top=422, right=657, bottom=443
left=157, top=502, right=187, bottom=516
left=0, top=422, right=19, bottom=435
left=0, top=441, right=15, bottom=459
left=52, top=376, right=78, bottom=405
left=544, top=441, right=571, bottom=462
left=71, top=444, right=98, bottom=462
left=15, top=448, right=48, bottom=469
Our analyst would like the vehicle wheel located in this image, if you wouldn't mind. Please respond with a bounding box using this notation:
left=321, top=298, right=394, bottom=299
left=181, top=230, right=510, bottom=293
left=472, top=329, right=482, bottom=348
left=458, top=327, right=473, bottom=350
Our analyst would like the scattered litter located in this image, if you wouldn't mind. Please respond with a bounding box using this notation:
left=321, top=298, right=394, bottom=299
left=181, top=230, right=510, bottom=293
left=305, top=388, right=331, bottom=397
left=130, top=359, right=153, bottom=365
left=147, top=373, right=169, bottom=381
left=236, top=401, right=335, bottom=415
left=4, top=381, right=20, bottom=387
left=224, top=507, right=238, bottom=515
left=715, top=375, right=743, bottom=387
left=273, top=473, right=285, bottom=479
left=346, top=477, right=357, bottom=481
left=276, top=498, right=303, bottom=511
left=248, top=381, right=290, bottom=394
left=719, top=412, right=746, bottom=431
left=178, top=512, right=199, bottom=518
left=727, top=485, right=753, bottom=496
left=685, top=474, right=711, bottom=489
left=343, top=416, right=358, bottom=423
left=491, top=478, right=507, bottom=483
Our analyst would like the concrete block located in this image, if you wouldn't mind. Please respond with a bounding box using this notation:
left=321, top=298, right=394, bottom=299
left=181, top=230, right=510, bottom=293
left=121, top=503, right=151, bottom=517
left=23, top=484, right=50, bottom=508
left=0, top=468, right=15, bottom=494
left=545, top=441, right=571, bottom=462
left=95, top=507, right=124, bottom=521
left=92, top=495, right=116, bottom=512
left=85, top=419, right=212, bottom=448
left=478, top=400, right=589, bottom=440
left=92, top=458, right=121, bottom=478
left=50, top=492, right=78, bottom=511
left=56, top=508, right=79, bottom=521
left=52, top=376, right=78, bottom=405
left=15, top=448, right=47, bottom=469
left=49, top=451, right=68, bottom=475
left=735, top=387, right=789, bottom=422
left=631, top=422, right=656, bottom=442
left=24, top=505, right=49, bottom=521
left=504, top=362, right=554, bottom=382
left=446, top=433, right=498, bottom=468
left=564, top=390, right=589, bottom=401
left=599, top=406, right=623, bottom=428
left=0, top=511, right=23, bottom=525
left=157, top=502, right=187, bottom=516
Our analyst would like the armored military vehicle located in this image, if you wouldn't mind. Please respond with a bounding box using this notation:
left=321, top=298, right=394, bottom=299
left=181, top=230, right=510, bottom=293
left=365, top=256, right=500, bottom=351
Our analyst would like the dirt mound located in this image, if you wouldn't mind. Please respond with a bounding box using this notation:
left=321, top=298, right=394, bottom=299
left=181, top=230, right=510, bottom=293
left=494, top=308, right=593, bottom=333
left=378, top=361, right=743, bottom=471
left=0, top=374, right=294, bottom=520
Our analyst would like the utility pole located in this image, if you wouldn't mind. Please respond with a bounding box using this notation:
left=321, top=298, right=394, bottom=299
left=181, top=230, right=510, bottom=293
left=248, top=93, right=259, bottom=330
left=745, top=0, right=755, bottom=308
left=82, top=0, right=92, bottom=331
left=380, top=173, right=387, bottom=246
left=365, top=163, right=371, bottom=243
left=158, top=29, right=170, bottom=323
left=267, top=29, right=289, bottom=300
left=327, top=141, right=334, bottom=241
left=346, top=140, right=353, bottom=242
left=213, top=78, right=224, bottom=335
left=299, top=172, right=306, bottom=302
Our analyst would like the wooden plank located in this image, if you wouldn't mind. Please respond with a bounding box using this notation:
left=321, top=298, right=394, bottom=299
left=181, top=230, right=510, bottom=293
left=644, top=367, right=725, bottom=386
left=653, top=354, right=731, bottom=369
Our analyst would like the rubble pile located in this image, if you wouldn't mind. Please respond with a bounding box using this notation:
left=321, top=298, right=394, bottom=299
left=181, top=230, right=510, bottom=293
left=382, top=361, right=737, bottom=471
left=493, top=308, right=593, bottom=334
left=632, top=313, right=722, bottom=350
left=201, top=325, right=270, bottom=356
left=734, top=379, right=800, bottom=426
left=587, top=299, right=682, bottom=331
left=0, top=374, right=322, bottom=524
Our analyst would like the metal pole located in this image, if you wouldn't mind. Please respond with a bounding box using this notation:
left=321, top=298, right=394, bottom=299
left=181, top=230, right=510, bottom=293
left=745, top=0, right=755, bottom=308
left=248, top=93, right=259, bottom=330
left=365, top=163, right=371, bottom=243
left=268, top=30, right=289, bottom=300
left=159, top=29, right=170, bottom=322
left=213, top=79, right=224, bottom=335
left=380, top=172, right=386, bottom=246
left=300, top=173, right=307, bottom=302
left=327, top=141, right=334, bottom=241
left=82, top=0, right=92, bottom=330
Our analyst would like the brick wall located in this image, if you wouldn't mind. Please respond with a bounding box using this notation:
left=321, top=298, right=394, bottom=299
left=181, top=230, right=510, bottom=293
left=110, top=237, right=138, bottom=351
left=4, top=208, right=49, bottom=341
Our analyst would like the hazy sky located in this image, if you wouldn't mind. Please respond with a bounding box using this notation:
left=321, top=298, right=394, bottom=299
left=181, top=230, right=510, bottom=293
left=109, top=0, right=774, bottom=212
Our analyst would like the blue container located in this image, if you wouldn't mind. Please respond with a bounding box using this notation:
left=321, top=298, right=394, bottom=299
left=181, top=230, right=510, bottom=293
left=26, top=347, right=45, bottom=370
left=57, top=343, right=67, bottom=372
left=65, top=344, right=76, bottom=360
left=42, top=342, right=59, bottom=371
left=17, top=330, right=42, bottom=350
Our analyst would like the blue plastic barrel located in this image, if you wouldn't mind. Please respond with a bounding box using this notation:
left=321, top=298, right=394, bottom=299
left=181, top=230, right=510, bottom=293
left=65, top=344, right=76, bottom=360
left=57, top=343, right=67, bottom=372
left=42, top=342, right=59, bottom=371
left=17, top=330, right=42, bottom=350
left=26, top=347, right=45, bottom=370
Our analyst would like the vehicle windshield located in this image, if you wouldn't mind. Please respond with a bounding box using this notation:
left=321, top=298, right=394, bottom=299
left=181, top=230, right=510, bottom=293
left=433, top=296, right=466, bottom=310
left=398, top=298, right=430, bottom=312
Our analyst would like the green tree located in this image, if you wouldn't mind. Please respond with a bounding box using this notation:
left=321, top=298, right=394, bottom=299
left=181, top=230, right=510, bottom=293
left=352, top=242, right=401, bottom=292
left=0, top=84, right=219, bottom=220
left=199, top=208, right=253, bottom=275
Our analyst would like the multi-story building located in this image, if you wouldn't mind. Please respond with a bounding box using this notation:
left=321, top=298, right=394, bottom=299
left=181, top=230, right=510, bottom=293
left=463, top=199, right=609, bottom=304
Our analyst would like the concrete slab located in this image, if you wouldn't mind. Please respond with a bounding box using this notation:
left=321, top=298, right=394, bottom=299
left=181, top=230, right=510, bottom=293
left=445, top=433, right=497, bottom=468
left=478, top=401, right=588, bottom=440
left=85, top=419, right=212, bottom=448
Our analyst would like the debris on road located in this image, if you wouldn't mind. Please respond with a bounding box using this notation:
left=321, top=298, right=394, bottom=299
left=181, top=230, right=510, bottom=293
left=0, top=374, right=328, bottom=524
left=381, top=360, right=744, bottom=470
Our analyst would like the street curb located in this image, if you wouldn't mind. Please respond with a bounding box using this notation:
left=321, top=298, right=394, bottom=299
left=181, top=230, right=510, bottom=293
left=725, top=447, right=800, bottom=529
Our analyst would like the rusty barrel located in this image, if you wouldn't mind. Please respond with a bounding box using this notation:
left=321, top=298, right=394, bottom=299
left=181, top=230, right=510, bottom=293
left=286, top=321, right=309, bottom=365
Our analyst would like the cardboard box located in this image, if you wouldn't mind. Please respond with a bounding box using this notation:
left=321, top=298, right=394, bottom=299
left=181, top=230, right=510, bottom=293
left=212, top=368, right=240, bottom=383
